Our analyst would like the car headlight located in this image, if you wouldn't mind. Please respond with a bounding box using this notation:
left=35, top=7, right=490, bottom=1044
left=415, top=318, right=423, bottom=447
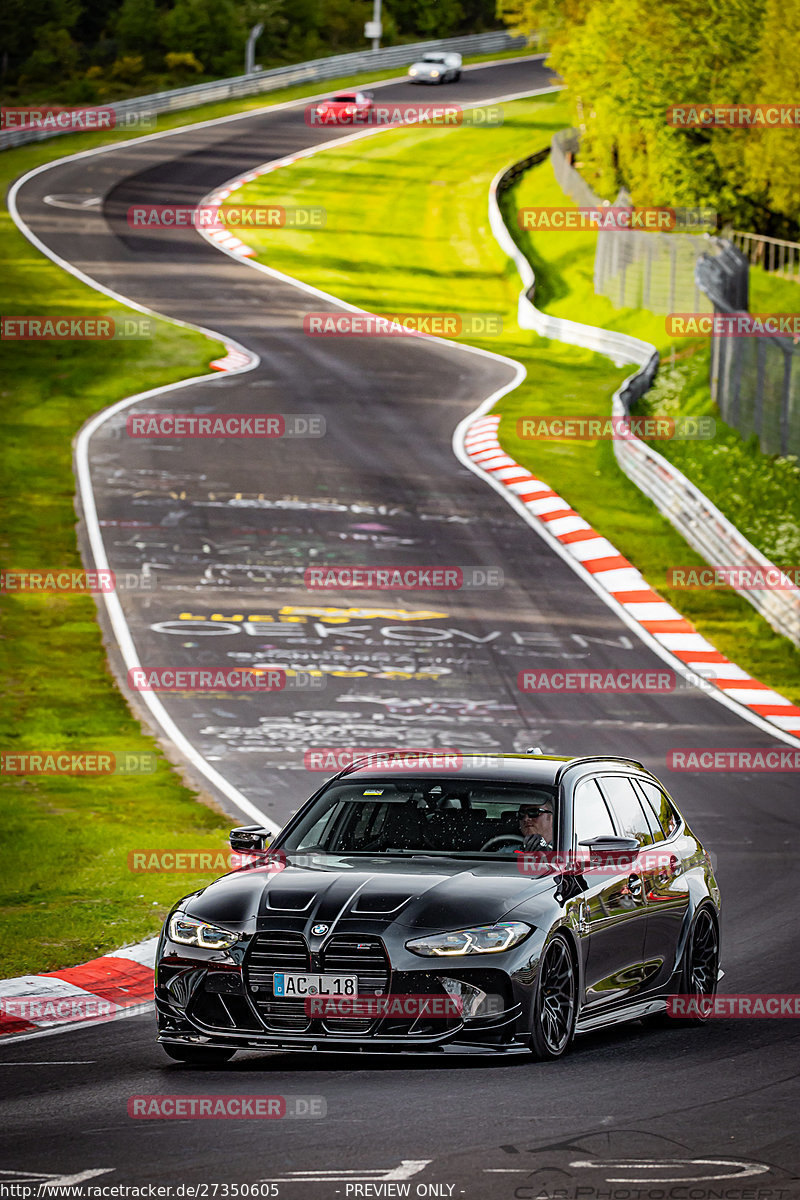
left=410, top=68, right=418, bottom=75
left=406, top=922, right=532, bottom=957
left=168, top=911, right=238, bottom=949
left=430, top=70, right=440, bottom=77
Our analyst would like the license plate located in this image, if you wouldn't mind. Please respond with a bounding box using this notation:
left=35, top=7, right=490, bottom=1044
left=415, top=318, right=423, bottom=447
left=272, top=972, right=358, bottom=998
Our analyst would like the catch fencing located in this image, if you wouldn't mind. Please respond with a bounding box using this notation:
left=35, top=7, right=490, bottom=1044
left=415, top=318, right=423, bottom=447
left=551, top=128, right=715, bottom=315
left=0, top=31, right=528, bottom=151
left=728, top=230, right=800, bottom=282
left=698, top=250, right=800, bottom=457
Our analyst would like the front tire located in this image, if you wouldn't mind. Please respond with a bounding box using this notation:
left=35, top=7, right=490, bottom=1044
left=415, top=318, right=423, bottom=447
left=162, top=1044, right=236, bottom=1065
left=529, top=933, right=578, bottom=1060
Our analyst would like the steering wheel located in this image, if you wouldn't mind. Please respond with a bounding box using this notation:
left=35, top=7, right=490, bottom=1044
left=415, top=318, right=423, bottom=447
left=480, top=834, right=524, bottom=853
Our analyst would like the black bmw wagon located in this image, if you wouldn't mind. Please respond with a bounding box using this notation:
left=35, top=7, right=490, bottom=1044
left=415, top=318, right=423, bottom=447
left=155, top=753, right=721, bottom=1063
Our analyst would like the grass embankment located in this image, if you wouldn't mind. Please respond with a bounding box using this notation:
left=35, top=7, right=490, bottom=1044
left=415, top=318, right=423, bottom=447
left=229, top=92, right=800, bottom=705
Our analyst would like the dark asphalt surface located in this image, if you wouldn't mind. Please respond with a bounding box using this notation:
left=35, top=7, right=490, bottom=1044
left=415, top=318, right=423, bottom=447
left=5, top=56, right=799, bottom=1196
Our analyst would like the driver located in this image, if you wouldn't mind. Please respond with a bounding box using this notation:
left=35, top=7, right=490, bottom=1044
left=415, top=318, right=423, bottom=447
left=518, top=802, right=554, bottom=851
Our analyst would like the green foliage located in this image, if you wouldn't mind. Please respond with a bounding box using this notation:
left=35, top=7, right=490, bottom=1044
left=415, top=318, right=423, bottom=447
left=160, top=0, right=246, bottom=74
left=164, top=49, right=203, bottom=72
left=110, top=52, right=144, bottom=79
left=744, top=0, right=800, bottom=226
left=114, top=0, right=162, bottom=66
left=497, top=0, right=799, bottom=235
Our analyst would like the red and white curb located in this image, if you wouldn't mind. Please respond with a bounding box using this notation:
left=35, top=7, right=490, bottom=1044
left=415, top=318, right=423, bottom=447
left=0, top=938, right=157, bottom=1038
left=463, top=415, right=800, bottom=739
left=210, top=345, right=255, bottom=371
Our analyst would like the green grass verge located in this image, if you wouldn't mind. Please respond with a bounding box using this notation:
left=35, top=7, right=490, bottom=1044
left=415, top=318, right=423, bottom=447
left=230, top=93, right=800, bottom=706
left=0, top=134, right=241, bottom=979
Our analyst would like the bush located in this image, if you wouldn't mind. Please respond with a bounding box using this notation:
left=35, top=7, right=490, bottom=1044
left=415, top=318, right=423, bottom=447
left=110, top=54, right=144, bottom=81
left=164, top=51, right=204, bottom=74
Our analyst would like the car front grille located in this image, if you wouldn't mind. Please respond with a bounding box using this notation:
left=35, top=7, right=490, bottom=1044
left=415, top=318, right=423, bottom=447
left=320, top=935, right=390, bottom=1034
left=245, top=931, right=311, bottom=1031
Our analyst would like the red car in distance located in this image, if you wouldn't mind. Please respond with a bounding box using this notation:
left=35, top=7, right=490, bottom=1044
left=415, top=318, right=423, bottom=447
left=311, top=90, right=375, bottom=125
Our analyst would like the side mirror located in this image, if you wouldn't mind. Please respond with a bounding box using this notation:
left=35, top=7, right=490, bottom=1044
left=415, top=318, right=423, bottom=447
left=578, top=836, right=641, bottom=853
left=230, top=825, right=272, bottom=852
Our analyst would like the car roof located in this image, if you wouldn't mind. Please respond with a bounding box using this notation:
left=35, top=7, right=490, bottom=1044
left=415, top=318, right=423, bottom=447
left=338, top=753, right=649, bottom=787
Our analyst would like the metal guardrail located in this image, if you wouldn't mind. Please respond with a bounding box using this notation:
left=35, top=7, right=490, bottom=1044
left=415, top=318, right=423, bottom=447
left=491, top=140, right=800, bottom=647
left=0, top=31, right=528, bottom=151
left=728, top=229, right=800, bottom=281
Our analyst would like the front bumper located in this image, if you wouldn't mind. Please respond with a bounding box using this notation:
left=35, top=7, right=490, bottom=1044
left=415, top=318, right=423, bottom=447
left=156, top=929, right=529, bottom=1055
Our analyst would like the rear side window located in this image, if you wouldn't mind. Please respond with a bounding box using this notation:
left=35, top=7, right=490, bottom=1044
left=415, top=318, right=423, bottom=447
left=637, top=779, right=680, bottom=838
left=598, top=775, right=653, bottom=846
left=573, top=778, right=617, bottom=846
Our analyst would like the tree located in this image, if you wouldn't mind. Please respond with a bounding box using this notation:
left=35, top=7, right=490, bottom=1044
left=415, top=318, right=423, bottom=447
left=160, top=0, right=246, bottom=74
left=744, top=0, right=800, bottom=223
left=115, top=0, right=162, bottom=65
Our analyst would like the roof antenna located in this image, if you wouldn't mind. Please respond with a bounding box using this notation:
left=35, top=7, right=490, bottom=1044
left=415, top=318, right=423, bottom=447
left=526, top=746, right=543, bottom=755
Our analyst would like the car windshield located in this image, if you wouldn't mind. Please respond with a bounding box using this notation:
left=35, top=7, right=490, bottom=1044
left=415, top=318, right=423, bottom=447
left=332, top=94, right=357, bottom=102
left=422, top=55, right=446, bottom=63
left=278, top=779, right=559, bottom=858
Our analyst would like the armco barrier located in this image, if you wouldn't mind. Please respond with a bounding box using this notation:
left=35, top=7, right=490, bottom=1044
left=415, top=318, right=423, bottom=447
left=0, top=31, right=528, bottom=151
left=491, top=141, right=800, bottom=647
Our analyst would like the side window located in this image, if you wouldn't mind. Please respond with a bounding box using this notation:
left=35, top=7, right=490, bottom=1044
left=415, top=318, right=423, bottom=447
left=598, top=776, right=653, bottom=846
left=573, top=778, right=617, bottom=846
left=632, top=780, right=665, bottom=842
left=637, top=780, right=680, bottom=838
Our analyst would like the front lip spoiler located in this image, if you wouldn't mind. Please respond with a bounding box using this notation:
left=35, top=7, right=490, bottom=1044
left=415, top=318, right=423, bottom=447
left=157, top=1033, right=530, bottom=1056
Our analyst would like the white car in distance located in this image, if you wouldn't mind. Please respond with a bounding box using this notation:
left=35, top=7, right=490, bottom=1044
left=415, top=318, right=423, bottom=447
left=407, top=52, right=462, bottom=84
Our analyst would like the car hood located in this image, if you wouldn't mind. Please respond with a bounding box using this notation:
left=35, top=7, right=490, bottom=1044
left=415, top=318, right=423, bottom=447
left=411, top=62, right=443, bottom=72
left=183, top=855, right=556, bottom=933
